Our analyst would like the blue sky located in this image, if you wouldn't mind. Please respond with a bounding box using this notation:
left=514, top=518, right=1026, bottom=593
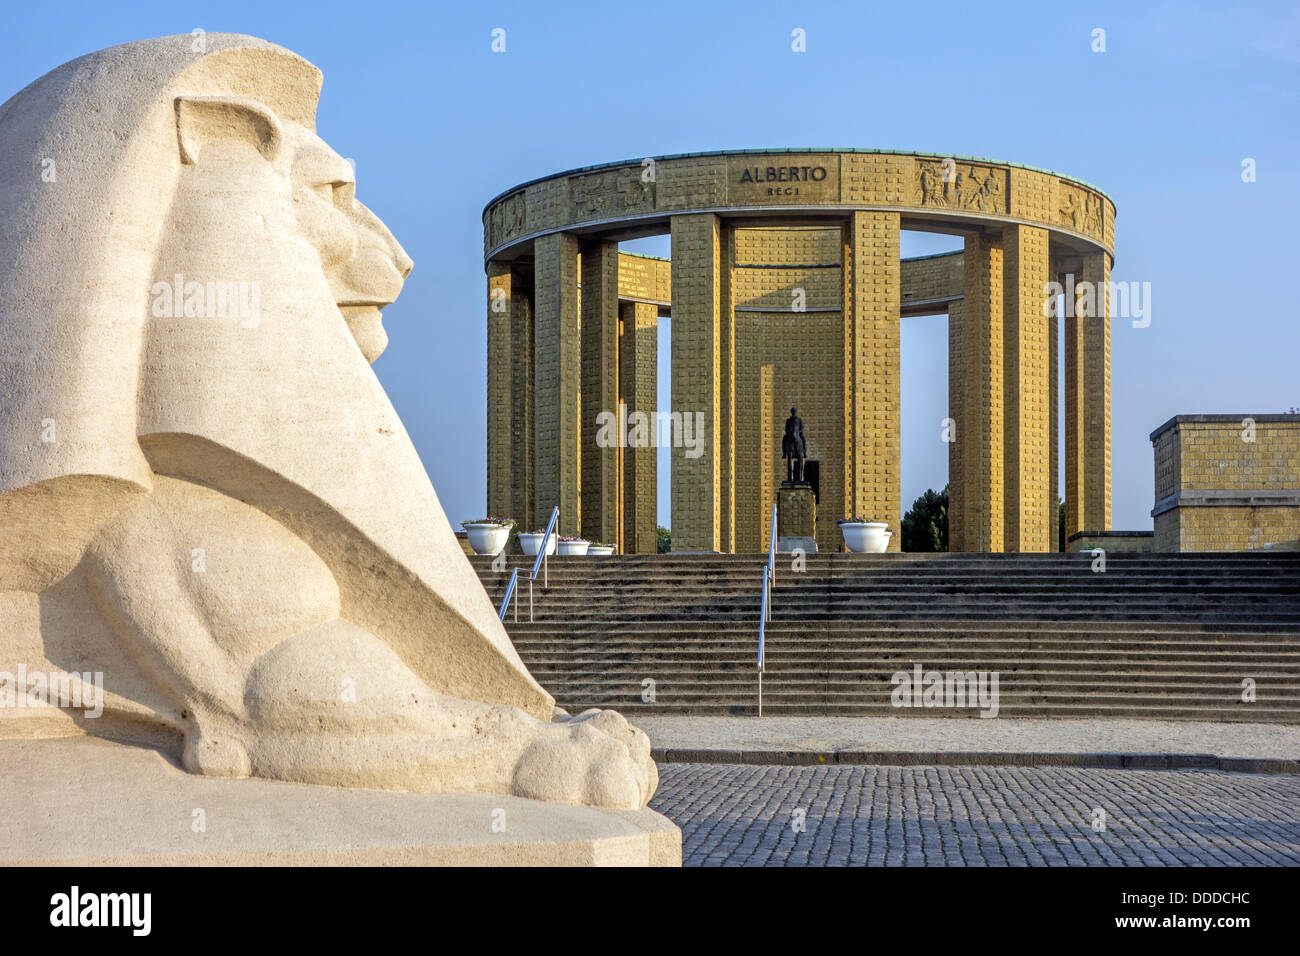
left=4, top=0, right=1297, bottom=534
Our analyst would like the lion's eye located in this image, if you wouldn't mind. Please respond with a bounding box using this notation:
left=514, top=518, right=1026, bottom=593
left=310, top=181, right=355, bottom=209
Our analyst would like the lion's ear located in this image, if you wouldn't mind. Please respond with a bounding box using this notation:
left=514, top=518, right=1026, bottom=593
left=174, top=95, right=284, bottom=165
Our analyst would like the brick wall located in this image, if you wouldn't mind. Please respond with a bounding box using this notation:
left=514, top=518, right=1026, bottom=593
left=901, top=251, right=963, bottom=304
left=617, top=253, right=671, bottom=304
left=1151, top=415, right=1300, bottom=551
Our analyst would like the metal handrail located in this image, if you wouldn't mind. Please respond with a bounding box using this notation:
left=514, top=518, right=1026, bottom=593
left=758, top=501, right=777, bottom=715
left=758, top=567, right=769, bottom=716
left=498, top=567, right=520, bottom=622
left=767, top=501, right=778, bottom=589
left=532, top=505, right=560, bottom=583
left=498, top=505, right=560, bottom=623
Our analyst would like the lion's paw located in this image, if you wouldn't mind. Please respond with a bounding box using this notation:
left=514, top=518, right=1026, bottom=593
left=510, top=709, right=657, bottom=809
left=182, top=726, right=251, bottom=778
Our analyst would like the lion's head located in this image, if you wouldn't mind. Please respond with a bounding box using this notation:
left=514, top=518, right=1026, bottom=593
left=282, top=112, right=413, bottom=362
left=168, top=86, right=413, bottom=364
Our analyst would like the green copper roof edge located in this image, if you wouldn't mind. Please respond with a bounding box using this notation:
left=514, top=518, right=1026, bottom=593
left=482, top=148, right=1116, bottom=216
left=609, top=249, right=959, bottom=263
left=899, top=250, right=963, bottom=262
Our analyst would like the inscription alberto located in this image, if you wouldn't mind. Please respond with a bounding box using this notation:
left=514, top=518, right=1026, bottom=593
left=737, top=164, right=829, bottom=197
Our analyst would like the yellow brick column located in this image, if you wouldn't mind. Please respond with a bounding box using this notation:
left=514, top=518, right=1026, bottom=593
left=947, top=300, right=965, bottom=551
left=1048, top=285, right=1059, bottom=551
left=580, top=240, right=619, bottom=547
left=962, top=231, right=1004, bottom=552
left=844, top=212, right=901, bottom=549
left=670, top=213, right=724, bottom=551
left=1002, top=224, right=1052, bottom=551
left=759, top=363, right=776, bottom=553
left=619, top=301, right=659, bottom=553
left=533, top=232, right=580, bottom=535
left=1060, top=257, right=1085, bottom=540
left=1081, top=251, right=1112, bottom=532
left=718, top=225, right=736, bottom=553
left=486, top=260, right=513, bottom=519
left=510, top=289, right=534, bottom=532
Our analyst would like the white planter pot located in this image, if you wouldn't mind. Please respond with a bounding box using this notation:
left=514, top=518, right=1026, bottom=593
left=840, top=521, right=891, bottom=553
left=557, top=539, right=590, bottom=555
left=588, top=545, right=614, bottom=556
left=464, top=523, right=512, bottom=556
left=518, top=532, right=557, bottom=556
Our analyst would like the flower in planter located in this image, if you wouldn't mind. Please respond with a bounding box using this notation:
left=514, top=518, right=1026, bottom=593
left=836, top=516, right=870, bottom=525
left=461, top=518, right=516, bottom=557
left=558, top=535, right=588, bottom=543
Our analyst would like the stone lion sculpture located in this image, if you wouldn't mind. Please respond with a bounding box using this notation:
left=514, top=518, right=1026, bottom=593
left=0, top=34, right=656, bottom=810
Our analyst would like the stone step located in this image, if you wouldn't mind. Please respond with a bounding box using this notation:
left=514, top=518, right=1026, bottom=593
left=488, top=574, right=1300, bottom=586
left=486, top=585, right=1300, bottom=597
left=522, top=658, right=1300, bottom=672
left=505, top=611, right=1300, bottom=624
left=539, top=694, right=1299, bottom=714
left=520, top=647, right=1300, bottom=660
left=508, top=624, right=1300, bottom=637
left=476, top=571, right=1300, bottom=584
left=546, top=689, right=1297, bottom=708
left=474, top=564, right=1300, bottom=576
left=497, top=595, right=1300, bottom=608
left=512, top=633, right=1300, bottom=647
left=545, top=684, right=1298, bottom=702
left=531, top=659, right=1297, bottom=672
left=547, top=701, right=1300, bottom=721
left=493, top=587, right=1300, bottom=599
left=505, top=619, right=1300, bottom=633
left=501, top=596, right=1300, bottom=608
left=513, top=564, right=1300, bottom=572
left=528, top=670, right=1299, bottom=687
left=484, top=579, right=1300, bottom=592
left=520, top=633, right=1300, bottom=647
left=516, top=635, right=1300, bottom=647
left=535, top=688, right=1299, bottom=707
left=470, top=552, right=1300, bottom=563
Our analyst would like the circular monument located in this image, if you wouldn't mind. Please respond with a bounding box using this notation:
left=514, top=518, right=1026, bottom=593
left=483, top=149, right=1115, bottom=553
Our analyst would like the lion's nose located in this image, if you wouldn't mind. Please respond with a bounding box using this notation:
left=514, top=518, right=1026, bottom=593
left=353, top=198, right=413, bottom=279
left=393, top=245, right=413, bottom=279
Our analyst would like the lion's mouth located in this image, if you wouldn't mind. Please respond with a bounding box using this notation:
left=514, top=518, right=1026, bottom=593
left=338, top=297, right=394, bottom=312
left=339, top=304, right=388, bottom=363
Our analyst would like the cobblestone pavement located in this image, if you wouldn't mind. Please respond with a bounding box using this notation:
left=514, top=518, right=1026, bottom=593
left=649, top=764, right=1300, bottom=866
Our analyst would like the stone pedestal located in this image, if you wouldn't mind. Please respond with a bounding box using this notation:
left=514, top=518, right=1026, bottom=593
left=0, top=737, right=681, bottom=867
left=777, top=481, right=817, bottom=553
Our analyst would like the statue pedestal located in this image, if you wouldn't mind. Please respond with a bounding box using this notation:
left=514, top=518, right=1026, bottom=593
left=777, top=481, right=817, bottom=553
left=0, top=737, right=681, bottom=867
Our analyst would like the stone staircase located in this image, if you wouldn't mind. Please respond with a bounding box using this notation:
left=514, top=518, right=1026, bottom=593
left=469, top=552, right=1300, bottom=722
